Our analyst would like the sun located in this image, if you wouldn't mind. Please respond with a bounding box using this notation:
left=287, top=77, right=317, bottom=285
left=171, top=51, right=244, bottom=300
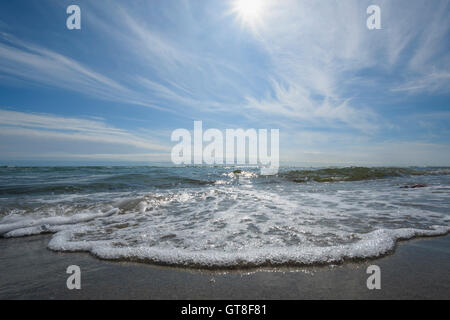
left=232, top=0, right=265, bottom=27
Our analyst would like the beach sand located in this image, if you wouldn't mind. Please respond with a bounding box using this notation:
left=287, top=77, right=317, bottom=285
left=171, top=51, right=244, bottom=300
left=0, top=234, right=449, bottom=300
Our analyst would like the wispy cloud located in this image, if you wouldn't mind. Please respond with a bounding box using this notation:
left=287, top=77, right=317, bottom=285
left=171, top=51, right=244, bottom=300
left=234, top=0, right=380, bottom=131
left=0, top=33, right=132, bottom=100
left=392, top=71, right=450, bottom=94
left=0, top=109, right=170, bottom=161
left=0, top=32, right=177, bottom=113
left=239, top=0, right=449, bottom=128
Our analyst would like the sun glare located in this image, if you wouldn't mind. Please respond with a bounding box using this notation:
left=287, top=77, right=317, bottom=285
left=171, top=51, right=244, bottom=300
left=232, top=0, right=265, bottom=27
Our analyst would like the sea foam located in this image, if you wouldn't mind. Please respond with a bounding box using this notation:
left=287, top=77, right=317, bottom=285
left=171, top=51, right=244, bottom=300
left=45, top=225, right=449, bottom=268
left=0, top=166, right=449, bottom=268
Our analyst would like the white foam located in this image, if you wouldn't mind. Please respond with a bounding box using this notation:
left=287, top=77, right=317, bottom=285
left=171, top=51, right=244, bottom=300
left=4, top=224, right=68, bottom=238
left=0, top=208, right=119, bottom=237
left=1, top=177, right=449, bottom=268
left=222, top=171, right=258, bottom=179
left=46, top=226, right=449, bottom=267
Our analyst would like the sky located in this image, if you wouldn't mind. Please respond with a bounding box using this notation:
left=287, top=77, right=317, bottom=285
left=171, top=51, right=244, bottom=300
left=0, top=0, right=449, bottom=166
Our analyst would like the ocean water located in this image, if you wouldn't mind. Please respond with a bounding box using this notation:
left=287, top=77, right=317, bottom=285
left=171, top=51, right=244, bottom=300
left=0, top=166, right=449, bottom=268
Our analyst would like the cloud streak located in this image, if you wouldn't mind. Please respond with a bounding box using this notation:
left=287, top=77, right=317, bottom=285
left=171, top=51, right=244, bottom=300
left=0, top=109, right=170, bottom=161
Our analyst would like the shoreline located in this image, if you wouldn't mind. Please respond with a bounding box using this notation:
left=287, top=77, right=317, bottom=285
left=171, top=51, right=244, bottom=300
left=0, top=234, right=449, bottom=299
left=46, top=230, right=450, bottom=271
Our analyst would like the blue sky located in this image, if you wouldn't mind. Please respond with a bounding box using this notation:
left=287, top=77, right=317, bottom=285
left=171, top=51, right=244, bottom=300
left=0, top=0, right=449, bottom=166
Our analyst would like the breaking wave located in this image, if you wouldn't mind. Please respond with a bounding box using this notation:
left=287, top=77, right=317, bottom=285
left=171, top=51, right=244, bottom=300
left=281, top=167, right=429, bottom=183
left=0, top=166, right=449, bottom=269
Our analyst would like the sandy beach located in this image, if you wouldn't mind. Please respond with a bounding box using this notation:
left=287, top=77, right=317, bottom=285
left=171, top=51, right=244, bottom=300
left=0, top=234, right=448, bottom=300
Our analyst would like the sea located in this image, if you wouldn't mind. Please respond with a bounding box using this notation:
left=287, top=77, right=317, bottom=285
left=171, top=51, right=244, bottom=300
left=0, top=166, right=449, bottom=268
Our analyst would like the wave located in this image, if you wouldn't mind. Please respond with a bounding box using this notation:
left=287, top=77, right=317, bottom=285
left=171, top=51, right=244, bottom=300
left=0, top=208, right=119, bottom=237
left=0, top=182, right=449, bottom=268
left=0, top=165, right=449, bottom=269
left=1, top=208, right=447, bottom=268
left=47, top=225, right=449, bottom=269
left=281, top=167, right=427, bottom=183
left=0, top=175, right=213, bottom=195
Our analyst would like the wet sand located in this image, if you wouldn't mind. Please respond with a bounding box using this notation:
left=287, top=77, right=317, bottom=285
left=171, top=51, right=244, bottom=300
left=0, top=234, right=449, bottom=299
